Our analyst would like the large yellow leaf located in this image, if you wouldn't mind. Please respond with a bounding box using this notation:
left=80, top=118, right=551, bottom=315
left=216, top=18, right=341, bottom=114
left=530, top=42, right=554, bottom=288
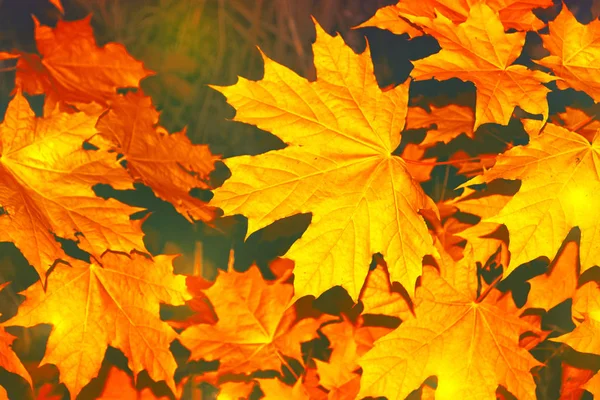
left=96, top=92, right=219, bottom=222
left=537, top=6, right=600, bottom=102
left=357, top=0, right=552, bottom=35
left=211, top=22, right=437, bottom=301
left=0, top=92, right=145, bottom=278
left=359, top=266, right=540, bottom=400
left=409, top=4, right=554, bottom=129
left=465, top=124, right=600, bottom=274
left=4, top=252, right=189, bottom=398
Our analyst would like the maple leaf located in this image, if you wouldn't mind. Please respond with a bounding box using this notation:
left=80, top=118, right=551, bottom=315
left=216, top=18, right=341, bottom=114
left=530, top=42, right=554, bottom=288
left=0, top=282, right=31, bottom=388
left=4, top=252, right=190, bottom=398
left=210, top=21, right=437, bottom=301
left=359, top=266, right=540, bottom=400
left=95, top=92, right=219, bottom=222
left=523, top=240, right=579, bottom=311
left=0, top=92, right=145, bottom=278
left=465, top=123, right=600, bottom=274
left=357, top=0, right=553, bottom=35
left=180, top=266, right=325, bottom=375
left=536, top=6, right=600, bottom=103
left=406, top=104, right=475, bottom=146
left=409, top=4, right=555, bottom=129
left=15, top=17, right=151, bottom=106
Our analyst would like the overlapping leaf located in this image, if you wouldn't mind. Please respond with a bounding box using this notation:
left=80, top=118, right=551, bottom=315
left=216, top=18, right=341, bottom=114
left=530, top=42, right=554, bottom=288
left=409, top=4, right=554, bottom=129
left=537, top=6, right=600, bottom=102
left=357, top=0, right=553, bottom=35
left=4, top=252, right=189, bottom=398
left=96, top=92, right=219, bottom=222
left=0, top=92, right=145, bottom=278
left=465, top=123, right=600, bottom=274
left=180, top=266, right=324, bottom=375
left=359, top=266, right=540, bottom=400
left=15, top=17, right=151, bottom=106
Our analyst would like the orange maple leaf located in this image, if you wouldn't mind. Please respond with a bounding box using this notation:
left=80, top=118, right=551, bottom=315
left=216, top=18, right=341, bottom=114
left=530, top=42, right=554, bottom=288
left=210, top=21, right=437, bottom=301
left=536, top=6, right=600, bottom=102
left=357, top=0, right=553, bottom=35
left=180, top=266, right=325, bottom=375
left=406, top=104, right=475, bottom=146
left=409, top=4, right=555, bottom=129
left=15, top=17, right=151, bottom=106
left=95, top=92, right=219, bottom=222
left=4, top=252, right=190, bottom=398
left=359, top=265, right=540, bottom=400
left=0, top=92, right=145, bottom=278
left=464, top=123, right=600, bottom=275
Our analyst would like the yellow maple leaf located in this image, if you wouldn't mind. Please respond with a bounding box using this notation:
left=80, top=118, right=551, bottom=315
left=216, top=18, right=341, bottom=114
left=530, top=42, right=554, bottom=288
left=359, top=266, right=540, bottom=400
left=210, top=21, right=437, bottom=301
left=3, top=252, right=189, bottom=398
left=537, top=6, right=600, bottom=102
left=179, top=266, right=325, bottom=375
left=409, top=3, right=555, bottom=129
left=465, top=123, right=600, bottom=275
left=0, top=92, right=145, bottom=278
